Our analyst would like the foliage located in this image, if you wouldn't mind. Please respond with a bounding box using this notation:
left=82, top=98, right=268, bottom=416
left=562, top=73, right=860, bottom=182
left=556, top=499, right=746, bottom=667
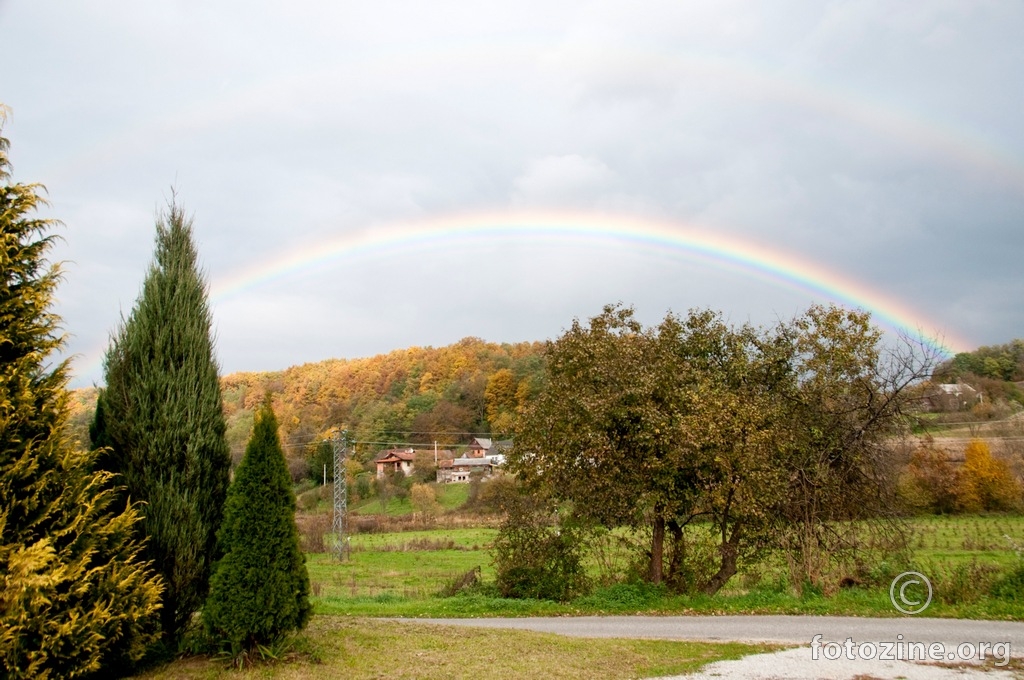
left=203, top=399, right=312, bottom=660
left=770, top=305, right=929, bottom=590
left=410, top=483, right=440, bottom=519
left=0, top=116, right=162, bottom=678
left=991, top=562, right=1024, bottom=601
left=898, top=442, right=959, bottom=513
left=898, top=438, right=1021, bottom=515
left=219, top=337, right=547, bottom=459
left=511, top=303, right=933, bottom=597
left=492, top=493, right=591, bottom=602
left=92, top=201, right=231, bottom=646
left=510, top=305, right=704, bottom=587
left=935, top=339, right=1024, bottom=383
left=463, top=473, right=520, bottom=514
left=956, top=440, right=1020, bottom=512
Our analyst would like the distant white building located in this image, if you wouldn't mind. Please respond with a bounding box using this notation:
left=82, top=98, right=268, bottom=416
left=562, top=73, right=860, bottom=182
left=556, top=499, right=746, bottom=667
left=926, top=383, right=982, bottom=411
left=436, top=437, right=510, bottom=483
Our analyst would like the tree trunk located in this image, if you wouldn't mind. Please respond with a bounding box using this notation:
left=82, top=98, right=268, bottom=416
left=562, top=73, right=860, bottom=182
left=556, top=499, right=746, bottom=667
left=649, top=514, right=665, bottom=585
left=702, top=525, right=741, bottom=595
left=665, top=519, right=685, bottom=592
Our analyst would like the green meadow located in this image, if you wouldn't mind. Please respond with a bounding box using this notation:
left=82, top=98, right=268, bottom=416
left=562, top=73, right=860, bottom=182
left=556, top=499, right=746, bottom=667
left=306, top=514, right=1024, bottom=620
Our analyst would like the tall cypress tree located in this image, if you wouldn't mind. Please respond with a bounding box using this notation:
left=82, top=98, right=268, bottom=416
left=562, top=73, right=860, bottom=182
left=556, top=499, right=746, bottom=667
left=0, top=112, right=163, bottom=677
left=94, top=201, right=231, bottom=646
left=203, top=398, right=312, bottom=658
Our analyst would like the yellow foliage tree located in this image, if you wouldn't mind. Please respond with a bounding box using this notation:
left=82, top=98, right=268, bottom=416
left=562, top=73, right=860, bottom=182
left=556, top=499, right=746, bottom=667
left=956, top=440, right=1020, bottom=512
left=1, top=114, right=162, bottom=677
left=410, top=483, right=440, bottom=519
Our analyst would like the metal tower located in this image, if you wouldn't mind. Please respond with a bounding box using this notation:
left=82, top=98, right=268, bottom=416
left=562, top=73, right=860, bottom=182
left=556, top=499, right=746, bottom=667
left=331, top=430, right=349, bottom=561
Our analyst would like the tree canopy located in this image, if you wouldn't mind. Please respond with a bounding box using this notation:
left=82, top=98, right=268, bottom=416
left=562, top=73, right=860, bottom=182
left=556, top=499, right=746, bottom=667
left=509, top=303, right=936, bottom=594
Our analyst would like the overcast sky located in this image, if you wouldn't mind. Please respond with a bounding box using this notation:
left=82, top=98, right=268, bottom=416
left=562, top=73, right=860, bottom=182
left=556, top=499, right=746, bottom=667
left=2, top=1, right=1022, bottom=387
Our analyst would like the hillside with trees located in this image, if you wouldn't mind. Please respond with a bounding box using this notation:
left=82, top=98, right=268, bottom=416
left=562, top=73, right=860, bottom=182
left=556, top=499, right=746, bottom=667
left=932, top=340, right=1024, bottom=406
left=219, top=337, right=547, bottom=468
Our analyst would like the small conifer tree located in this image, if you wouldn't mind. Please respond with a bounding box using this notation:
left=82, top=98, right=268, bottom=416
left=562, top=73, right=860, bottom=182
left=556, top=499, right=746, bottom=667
left=203, top=399, right=312, bottom=658
left=0, top=110, right=163, bottom=678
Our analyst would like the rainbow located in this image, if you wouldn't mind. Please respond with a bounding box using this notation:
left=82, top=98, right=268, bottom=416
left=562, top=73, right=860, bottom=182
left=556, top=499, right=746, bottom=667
left=209, top=211, right=970, bottom=356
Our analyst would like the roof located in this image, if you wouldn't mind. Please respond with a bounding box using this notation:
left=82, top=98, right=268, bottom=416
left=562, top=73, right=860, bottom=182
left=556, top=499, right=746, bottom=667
left=375, top=448, right=416, bottom=462
left=938, top=383, right=977, bottom=395
left=452, top=455, right=504, bottom=467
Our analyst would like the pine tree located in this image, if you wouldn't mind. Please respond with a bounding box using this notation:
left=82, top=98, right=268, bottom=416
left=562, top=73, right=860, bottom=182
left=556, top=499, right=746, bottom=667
left=0, top=111, right=163, bottom=678
left=203, top=399, right=312, bottom=658
left=94, top=201, right=231, bottom=646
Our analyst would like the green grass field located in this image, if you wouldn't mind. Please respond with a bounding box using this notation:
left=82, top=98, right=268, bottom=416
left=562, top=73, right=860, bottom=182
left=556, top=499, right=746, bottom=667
left=345, top=482, right=472, bottom=516
left=306, top=514, right=1024, bottom=620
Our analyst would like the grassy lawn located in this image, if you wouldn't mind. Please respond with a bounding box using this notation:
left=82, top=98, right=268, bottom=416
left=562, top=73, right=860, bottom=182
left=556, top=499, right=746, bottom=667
left=137, top=617, right=777, bottom=679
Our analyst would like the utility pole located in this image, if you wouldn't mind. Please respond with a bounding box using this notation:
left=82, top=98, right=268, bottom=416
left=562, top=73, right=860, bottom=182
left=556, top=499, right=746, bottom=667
left=332, top=430, right=349, bottom=561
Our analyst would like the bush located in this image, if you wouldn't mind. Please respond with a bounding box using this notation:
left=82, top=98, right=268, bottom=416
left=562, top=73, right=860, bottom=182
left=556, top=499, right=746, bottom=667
left=576, top=582, right=667, bottom=611
left=410, top=483, right=440, bottom=520
left=928, top=559, right=1003, bottom=605
left=492, top=494, right=591, bottom=602
left=991, top=563, right=1024, bottom=601
left=295, top=513, right=331, bottom=553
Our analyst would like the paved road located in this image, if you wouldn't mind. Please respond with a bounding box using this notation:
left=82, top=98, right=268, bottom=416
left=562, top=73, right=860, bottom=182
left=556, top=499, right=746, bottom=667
left=407, top=615, right=1024, bottom=648
left=400, top=616, right=1024, bottom=679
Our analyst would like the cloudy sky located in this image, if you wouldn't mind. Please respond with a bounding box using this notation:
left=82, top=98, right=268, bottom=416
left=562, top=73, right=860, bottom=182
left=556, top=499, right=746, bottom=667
left=2, top=1, right=1021, bottom=387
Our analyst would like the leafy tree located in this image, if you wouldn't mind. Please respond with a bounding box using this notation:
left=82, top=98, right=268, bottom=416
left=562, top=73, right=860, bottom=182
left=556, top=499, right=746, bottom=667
left=92, top=202, right=231, bottom=646
left=203, top=400, right=311, bottom=660
left=510, top=305, right=702, bottom=586
left=511, top=303, right=931, bottom=595
left=899, top=442, right=959, bottom=514
left=669, top=311, right=791, bottom=594
left=485, top=368, right=517, bottom=433
left=410, top=483, right=440, bottom=520
left=770, top=305, right=933, bottom=588
left=307, top=438, right=334, bottom=483
left=956, top=439, right=1020, bottom=512
left=0, top=115, right=162, bottom=677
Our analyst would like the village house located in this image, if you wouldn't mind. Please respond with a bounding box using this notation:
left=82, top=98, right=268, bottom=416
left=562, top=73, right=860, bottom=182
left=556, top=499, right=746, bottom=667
left=375, top=448, right=416, bottom=478
left=436, top=437, right=511, bottom=483
left=924, top=383, right=983, bottom=412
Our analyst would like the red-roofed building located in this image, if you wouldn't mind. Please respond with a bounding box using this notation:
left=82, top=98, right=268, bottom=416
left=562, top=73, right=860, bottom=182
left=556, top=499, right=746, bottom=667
left=375, top=448, right=416, bottom=478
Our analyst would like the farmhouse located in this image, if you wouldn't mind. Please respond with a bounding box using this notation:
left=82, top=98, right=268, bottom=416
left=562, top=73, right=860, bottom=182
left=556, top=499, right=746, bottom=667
left=436, top=437, right=511, bottom=483
left=924, top=383, right=983, bottom=412
left=375, top=448, right=416, bottom=478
